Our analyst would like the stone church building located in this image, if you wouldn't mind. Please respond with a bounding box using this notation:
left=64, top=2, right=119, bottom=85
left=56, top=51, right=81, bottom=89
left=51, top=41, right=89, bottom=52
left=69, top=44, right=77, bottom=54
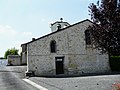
left=22, top=19, right=110, bottom=76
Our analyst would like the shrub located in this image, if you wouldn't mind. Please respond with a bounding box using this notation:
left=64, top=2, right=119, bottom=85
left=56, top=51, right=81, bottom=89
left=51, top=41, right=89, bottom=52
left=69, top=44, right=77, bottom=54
left=109, top=56, right=120, bottom=71
left=4, top=48, right=19, bottom=59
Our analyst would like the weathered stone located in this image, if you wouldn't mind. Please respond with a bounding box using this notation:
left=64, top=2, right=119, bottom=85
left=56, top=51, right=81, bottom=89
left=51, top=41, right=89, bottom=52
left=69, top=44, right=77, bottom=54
left=21, top=44, right=27, bottom=65
left=25, top=19, right=111, bottom=76
left=7, top=55, right=21, bottom=66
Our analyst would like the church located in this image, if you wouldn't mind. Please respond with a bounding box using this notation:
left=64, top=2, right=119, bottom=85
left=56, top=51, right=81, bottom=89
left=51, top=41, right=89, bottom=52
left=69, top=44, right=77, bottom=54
left=21, top=19, right=110, bottom=76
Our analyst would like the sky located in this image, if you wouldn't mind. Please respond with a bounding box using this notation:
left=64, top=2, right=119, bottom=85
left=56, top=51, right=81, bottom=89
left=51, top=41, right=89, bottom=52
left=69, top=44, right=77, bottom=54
left=0, top=0, right=97, bottom=57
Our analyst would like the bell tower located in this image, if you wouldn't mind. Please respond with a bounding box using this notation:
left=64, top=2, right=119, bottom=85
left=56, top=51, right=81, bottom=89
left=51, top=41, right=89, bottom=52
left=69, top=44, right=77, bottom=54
left=50, top=18, right=70, bottom=32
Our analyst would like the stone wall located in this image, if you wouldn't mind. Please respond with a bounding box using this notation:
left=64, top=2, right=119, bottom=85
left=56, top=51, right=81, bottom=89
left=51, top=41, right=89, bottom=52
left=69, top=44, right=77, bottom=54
left=7, top=55, right=21, bottom=66
left=21, top=44, right=27, bottom=65
left=67, top=54, right=110, bottom=75
left=27, top=20, right=111, bottom=76
left=21, top=52, right=27, bottom=65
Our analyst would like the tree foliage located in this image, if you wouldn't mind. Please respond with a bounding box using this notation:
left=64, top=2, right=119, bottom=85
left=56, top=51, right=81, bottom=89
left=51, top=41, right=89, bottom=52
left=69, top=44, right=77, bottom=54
left=88, top=0, right=120, bottom=56
left=4, top=48, right=19, bottom=59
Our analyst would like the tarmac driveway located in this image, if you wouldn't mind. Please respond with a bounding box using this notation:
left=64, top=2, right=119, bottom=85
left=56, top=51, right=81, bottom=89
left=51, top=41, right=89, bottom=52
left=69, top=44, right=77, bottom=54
left=29, top=74, right=120, bottom=90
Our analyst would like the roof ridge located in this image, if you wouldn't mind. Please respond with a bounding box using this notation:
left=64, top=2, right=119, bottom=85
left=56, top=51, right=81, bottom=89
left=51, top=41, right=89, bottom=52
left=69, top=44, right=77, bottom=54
left=21, top=19, right=92, bottom=46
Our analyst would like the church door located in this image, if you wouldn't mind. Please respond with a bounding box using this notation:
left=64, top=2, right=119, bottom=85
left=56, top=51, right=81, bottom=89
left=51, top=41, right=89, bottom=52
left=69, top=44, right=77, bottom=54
left=55, top=57, right=64, bottom=74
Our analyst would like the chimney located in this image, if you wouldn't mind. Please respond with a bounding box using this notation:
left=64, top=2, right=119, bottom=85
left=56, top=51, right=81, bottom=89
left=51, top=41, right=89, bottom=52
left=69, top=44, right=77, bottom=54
left=32, top=38, right=35, bottom=41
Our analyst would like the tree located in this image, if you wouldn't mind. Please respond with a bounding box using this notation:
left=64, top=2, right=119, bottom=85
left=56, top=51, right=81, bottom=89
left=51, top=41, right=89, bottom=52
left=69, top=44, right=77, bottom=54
left=4, top=48, right=19, bottom=59
left=88, top=0, right=120, bottom=56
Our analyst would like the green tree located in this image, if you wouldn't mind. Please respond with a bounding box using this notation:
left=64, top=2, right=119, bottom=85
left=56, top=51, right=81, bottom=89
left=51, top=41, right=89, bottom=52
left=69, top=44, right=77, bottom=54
left=88, top=0, right=120, bottom=56
left=4, top=48, right=19, bottom=59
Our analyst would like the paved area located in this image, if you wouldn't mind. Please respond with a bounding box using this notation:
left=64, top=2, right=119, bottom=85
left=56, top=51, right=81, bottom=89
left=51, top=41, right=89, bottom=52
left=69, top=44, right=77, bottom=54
left=0, top=60, right=39, bottom=90
left=0, top=60, right=120, bottom=90
left=29, top=74, right=120, bottom=90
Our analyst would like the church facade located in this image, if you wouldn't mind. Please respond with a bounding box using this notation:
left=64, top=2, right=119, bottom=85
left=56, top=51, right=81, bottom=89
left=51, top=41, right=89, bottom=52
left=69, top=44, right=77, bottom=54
left=22, top=19, right=110, bottom=76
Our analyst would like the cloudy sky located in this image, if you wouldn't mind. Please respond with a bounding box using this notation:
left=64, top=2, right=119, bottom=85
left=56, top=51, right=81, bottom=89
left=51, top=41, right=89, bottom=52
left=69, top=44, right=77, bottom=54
left=0, top=0, right=97, bottom=57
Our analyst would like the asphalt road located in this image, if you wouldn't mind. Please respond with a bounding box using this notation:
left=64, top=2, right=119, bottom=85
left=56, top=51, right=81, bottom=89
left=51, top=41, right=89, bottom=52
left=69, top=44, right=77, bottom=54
left=0, top=60, right=120, bottom=90
left=29, top=74, right=120, bottom=90
left=0, top=60, right=39, bottom=90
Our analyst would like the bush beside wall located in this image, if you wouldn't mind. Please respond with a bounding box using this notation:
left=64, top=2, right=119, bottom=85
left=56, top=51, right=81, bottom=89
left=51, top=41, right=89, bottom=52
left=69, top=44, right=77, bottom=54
left=109, top=56, right=120, bottom=71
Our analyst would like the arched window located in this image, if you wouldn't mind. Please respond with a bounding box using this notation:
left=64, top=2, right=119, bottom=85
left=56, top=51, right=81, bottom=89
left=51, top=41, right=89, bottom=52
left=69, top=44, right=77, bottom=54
left=57, top=24, right=61, bottom=30
left=50, top=40, right=56, bottom=53
left=85, top=30, right=91, bottom=45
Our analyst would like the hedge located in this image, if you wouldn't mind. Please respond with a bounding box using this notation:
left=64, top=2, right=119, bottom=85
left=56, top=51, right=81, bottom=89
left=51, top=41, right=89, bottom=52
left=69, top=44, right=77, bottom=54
left=109, top=56, right=120, bottom=71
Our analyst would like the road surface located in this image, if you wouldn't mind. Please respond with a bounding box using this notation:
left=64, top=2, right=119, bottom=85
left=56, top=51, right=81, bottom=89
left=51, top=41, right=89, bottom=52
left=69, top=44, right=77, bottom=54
left=0, top=60, right=120, bottom=90
left=0, top=60, right=38, bottom=90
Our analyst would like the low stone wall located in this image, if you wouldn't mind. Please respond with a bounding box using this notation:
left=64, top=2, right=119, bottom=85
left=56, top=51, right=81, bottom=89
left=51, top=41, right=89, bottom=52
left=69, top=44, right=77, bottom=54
left=7, top=55, right=21, bottom=66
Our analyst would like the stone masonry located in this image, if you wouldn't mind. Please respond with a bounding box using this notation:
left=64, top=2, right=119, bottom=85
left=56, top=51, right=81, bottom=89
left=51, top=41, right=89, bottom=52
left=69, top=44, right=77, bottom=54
left=24, top=19, right=111, bottom=76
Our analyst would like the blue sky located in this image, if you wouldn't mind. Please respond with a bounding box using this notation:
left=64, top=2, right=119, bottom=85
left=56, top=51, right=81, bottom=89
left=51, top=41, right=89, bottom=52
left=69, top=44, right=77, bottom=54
left=0, top=0, right=97, bottom=57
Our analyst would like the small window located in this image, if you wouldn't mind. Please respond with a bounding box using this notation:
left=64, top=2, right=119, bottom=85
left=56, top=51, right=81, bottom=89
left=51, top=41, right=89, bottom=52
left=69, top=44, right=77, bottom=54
left=50, top=40, right=56, bottom=53
left=85, top=30, right=91, bottom=45
left=57, top=24, right=61, bottom=30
